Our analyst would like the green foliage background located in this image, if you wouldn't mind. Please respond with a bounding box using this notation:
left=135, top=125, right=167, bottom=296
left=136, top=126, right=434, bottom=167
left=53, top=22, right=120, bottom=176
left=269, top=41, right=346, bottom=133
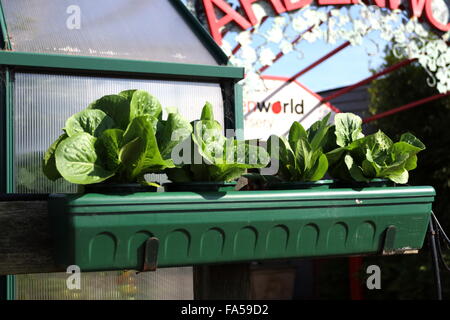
left=363, top=46, right=450, bottom=300
left=316, top=45, right=450, bottom=300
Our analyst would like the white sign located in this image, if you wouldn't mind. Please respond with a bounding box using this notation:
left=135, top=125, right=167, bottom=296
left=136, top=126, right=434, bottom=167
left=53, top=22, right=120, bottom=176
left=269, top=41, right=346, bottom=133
left=243, top=75, right=338, bottom=140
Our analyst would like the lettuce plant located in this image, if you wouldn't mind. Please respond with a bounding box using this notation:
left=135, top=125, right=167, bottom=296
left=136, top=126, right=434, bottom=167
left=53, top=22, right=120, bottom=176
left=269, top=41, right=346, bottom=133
left=326, top=113, right=425, bottom=184
left=43, top=90, right=192, bottom=185
left=165, top=103, right=270, bottom=182
left=266, top=114, right=332, bottom=182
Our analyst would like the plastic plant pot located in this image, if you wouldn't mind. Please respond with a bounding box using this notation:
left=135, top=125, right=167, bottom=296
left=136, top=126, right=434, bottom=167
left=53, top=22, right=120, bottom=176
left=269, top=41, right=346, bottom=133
left=265, top=180, right=334, bottom=190
left=48, top=184, right=435, bottom=272
left=78, top=183, right=158, bottom=194
left=163, top=181, right=237, bottom=192
left=331, top=178, right=395, bottom=188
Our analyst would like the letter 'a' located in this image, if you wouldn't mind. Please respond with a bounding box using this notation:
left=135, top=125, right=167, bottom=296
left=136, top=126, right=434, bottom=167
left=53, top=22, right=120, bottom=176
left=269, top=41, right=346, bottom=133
left=202, top=0, right=252, bottom=45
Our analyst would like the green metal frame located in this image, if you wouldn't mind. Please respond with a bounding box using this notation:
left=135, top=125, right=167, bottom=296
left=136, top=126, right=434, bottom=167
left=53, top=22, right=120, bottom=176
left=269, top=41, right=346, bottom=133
left=234, top=83, right=244, bottom=138
left=6, top=275, right=14, bottom=300
left=0, top=68, right=13, bottom=194
left=0, top=0, right=12, bottom=300
left=0, top=0, right=10, bottom=50
left=0, top=51, right=243, bottom=81
left=4, top=68, right=12, bottom=193
left=169, top=0, right=229, bottom=65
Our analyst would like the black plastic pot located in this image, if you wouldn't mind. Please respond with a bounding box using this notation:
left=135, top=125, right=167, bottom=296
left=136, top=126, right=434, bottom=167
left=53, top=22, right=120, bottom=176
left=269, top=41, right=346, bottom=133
left=78, top=183, right=158, bottom=194
left=163, top=181, right=237, bottom=192
left=266, top=179, right=334, bottom=190
left=332, top=178, right=395, bottom=188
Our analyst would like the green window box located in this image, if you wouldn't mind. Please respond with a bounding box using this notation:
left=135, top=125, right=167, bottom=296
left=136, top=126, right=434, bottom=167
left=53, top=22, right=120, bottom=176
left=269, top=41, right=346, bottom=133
left=48, top=184, right=435, bottom=272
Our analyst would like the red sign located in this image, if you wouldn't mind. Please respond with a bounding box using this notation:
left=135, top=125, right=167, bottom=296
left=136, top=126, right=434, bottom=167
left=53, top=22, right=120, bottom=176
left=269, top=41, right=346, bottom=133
left=202, top=0, right=450, bottom=45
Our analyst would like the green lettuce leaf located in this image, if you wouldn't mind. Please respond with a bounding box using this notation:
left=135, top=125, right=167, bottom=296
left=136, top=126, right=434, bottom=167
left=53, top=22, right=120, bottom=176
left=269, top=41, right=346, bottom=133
left=157, top=109, right=193, bottom=159
left=326, top=124, right=426, bottom=184
left=43, top=133, right=68, bottom=181
left=89, top=94, right=130, bottom=130
left=334, top=113, right=365, bottom=147
left=166, top=103, right=270, bottom=183
left=267, top=117, right=331, bottom=182
left=120, top=116, right=173, bottom=180
left=97, top=129, right=124, bottom=171
left=55, top=132, right=114, bottom=184
left=65, top=109, right=115, bottom=137
left=129, top=90, right=162, bottom=122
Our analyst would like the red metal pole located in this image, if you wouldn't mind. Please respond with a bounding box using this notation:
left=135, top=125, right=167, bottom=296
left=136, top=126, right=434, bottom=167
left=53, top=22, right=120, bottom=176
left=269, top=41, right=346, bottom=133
left=290, top=41, right=351, bottom=80
left=248, top=41, right=351, bottom=110
left=363, top=91, right=450, bottom=123
left=230, top=16, right=269, bottom=57
left=349, top=257, right=364, bottom=300
left=322, top=59, right=416, bottom=103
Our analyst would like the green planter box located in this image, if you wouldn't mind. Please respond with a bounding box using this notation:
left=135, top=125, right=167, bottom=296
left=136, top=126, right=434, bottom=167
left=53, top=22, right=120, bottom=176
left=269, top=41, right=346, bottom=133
left=48, top=185, right=435, bottom=272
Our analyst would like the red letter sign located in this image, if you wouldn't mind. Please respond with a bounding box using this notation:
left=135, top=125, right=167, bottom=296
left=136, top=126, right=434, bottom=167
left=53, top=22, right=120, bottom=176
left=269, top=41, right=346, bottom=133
left=388, top=0, right=401, bottom=9
left=202, top=0, right=252, bottom=45
left=425, top=0, right=450, bottom=31
left=240, top=0, right=287, bottom=25
left=371, top=0, right=401, bottom=9
left=284, top=0, right=313, bottom=11
left=409, top=0, right=427, bottom=16
left=317, top=0, right=352, bottom=5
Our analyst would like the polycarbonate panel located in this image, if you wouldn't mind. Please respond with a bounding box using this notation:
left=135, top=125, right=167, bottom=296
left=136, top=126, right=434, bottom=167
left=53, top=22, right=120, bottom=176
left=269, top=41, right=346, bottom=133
left=1, top=0, right=219, bottom=65
left=15, top=268, right=193, bottom=300
left=14, top=73, right=224, bottom=193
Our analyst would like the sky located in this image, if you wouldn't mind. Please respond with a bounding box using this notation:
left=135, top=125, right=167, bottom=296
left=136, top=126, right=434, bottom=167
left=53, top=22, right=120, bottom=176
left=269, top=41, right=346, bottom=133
left=264, top=37, right=388, bottom=93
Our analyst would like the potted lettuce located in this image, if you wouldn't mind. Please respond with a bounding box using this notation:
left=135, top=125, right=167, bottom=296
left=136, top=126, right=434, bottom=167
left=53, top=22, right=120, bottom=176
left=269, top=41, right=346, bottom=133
left=326, top=113, right=425, bottom=185
left=43, top=90, right=192, bottom=193
left=164, top=103, right=270, bottom=192
left=250, top=114, right=334, bottom=190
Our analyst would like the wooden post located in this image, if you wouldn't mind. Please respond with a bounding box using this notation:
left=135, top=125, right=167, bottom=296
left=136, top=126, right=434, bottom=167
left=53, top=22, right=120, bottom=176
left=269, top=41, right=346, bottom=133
left=0, top=200, right=62, bottom=275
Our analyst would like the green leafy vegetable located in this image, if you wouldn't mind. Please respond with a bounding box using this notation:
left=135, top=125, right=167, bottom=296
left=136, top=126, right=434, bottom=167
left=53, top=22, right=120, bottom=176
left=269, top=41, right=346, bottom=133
left=55, top=132, right=114, bottom=185
left=42, top=133, right=68, bottom=181
left=65, top=109, right=115, bottom=137
left=334, top=112, right=365, bottom=147
left=43, top=90, right=192, bottom=186
left=166, top=103, right=269, bottom=182
left=120, top=115, right=174, bottom=180
left=326, top=113, right=425, bottom=184
left=97, top=129, right=124, bottom=171
left=267, top=113, right=332, bottom=182
left=129, top=90, right=162, bottom=121
left=89, top=94, right=130, bottom=130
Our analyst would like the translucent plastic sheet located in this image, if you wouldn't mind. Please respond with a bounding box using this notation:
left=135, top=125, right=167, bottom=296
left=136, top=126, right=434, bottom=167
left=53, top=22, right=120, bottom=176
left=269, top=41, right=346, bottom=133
left=13, top=72, right=224, bottom=193
left=15, top=268, right=193, bottom=300
left=1, top=0, right=218, bottom=65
